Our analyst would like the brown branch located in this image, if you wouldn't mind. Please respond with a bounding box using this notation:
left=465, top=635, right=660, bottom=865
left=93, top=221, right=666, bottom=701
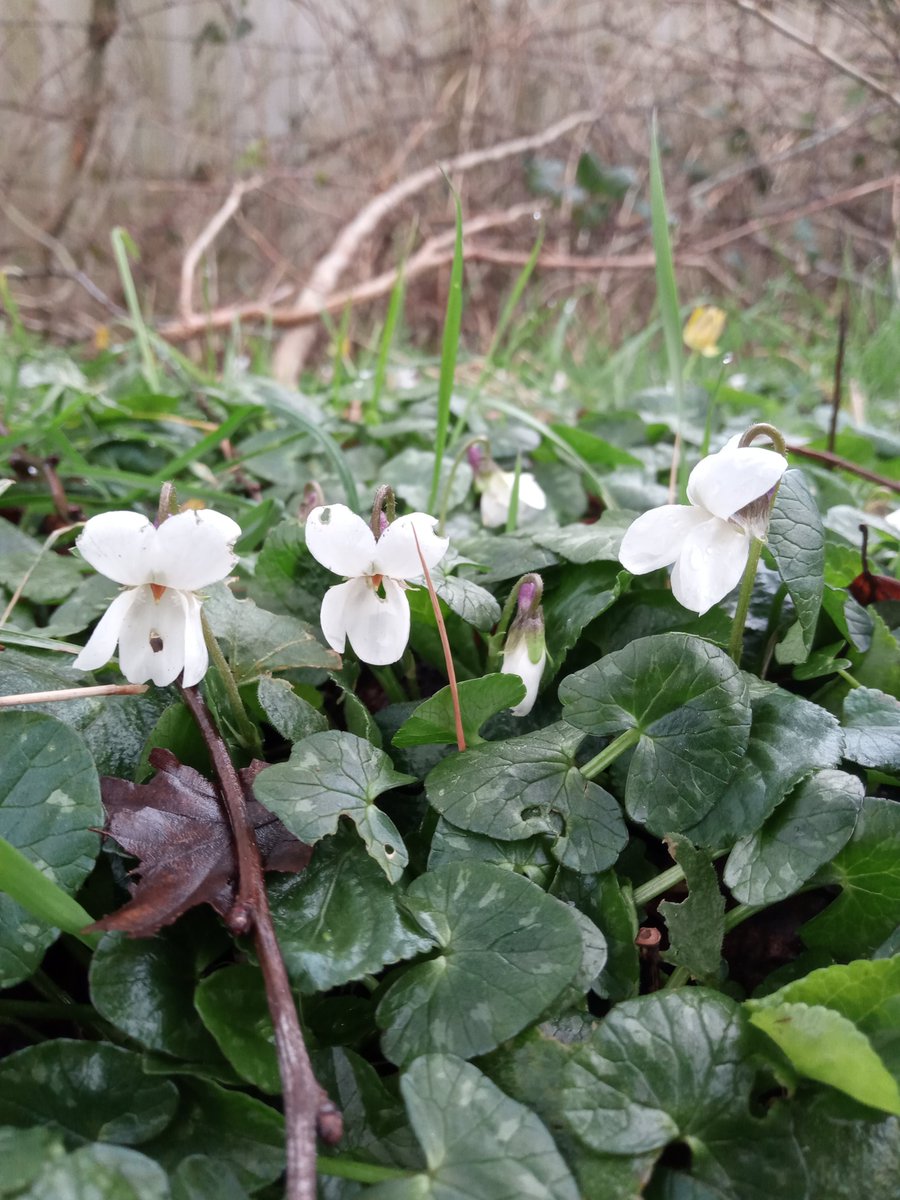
left=728, top=0, right=900, bottom=113
left=180, top=683, right=337, bottom=1200
left=179, top=176, right=265, bottom=322
left=786, top=444, right=900, bottom=494
left=0, top=684, right=147, bottom=706
left=270, top=107, right=601, bottom=382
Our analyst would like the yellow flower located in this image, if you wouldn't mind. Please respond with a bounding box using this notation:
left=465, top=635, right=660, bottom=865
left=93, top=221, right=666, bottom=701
left=683, top=306, right=727, bottom=357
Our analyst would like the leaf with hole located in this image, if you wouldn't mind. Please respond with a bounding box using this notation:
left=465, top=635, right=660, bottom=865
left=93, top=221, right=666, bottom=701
left=252, top=731, right=414, bottom=881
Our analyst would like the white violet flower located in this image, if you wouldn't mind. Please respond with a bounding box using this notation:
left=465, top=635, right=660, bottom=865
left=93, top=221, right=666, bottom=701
left=618, top=440, right=788, bottom=615
left=305, top=503, right=449, bottom=665
left=73, top=508, right=241, bottom=687
left=468, top=444, right=546, bottom=529
left=500, top=574, right=546, bottom=716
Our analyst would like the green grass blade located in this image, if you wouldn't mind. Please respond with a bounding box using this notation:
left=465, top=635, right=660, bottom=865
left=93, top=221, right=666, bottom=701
left=367, top=255, right=407, bottom=425
left=487, top=224, right=544, bottom=369
left=649, top=116, right=686, bottom=492
left=111, top=227, right=161, bottom=393
left=428, top=186, right=464, bottom=513
left=0, top=835, right=99, bottom=948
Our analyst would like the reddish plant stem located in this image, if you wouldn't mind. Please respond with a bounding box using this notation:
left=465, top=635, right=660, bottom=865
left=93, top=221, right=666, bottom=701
left=412, top=529, right=465, bottom=752
left=785, top=443, right=900, bottom=493
left=180, top=683, right=337, bottom=1200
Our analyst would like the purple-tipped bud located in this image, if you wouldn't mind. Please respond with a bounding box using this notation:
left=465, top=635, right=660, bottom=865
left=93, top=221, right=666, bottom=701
left=467, top=443, right=486, bottom=472
left=378, top=510, right=390, bottom=536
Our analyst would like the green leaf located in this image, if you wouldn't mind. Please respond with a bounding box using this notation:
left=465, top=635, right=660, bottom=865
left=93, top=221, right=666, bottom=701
left=851, top=610, right=900, bottom=696
left=801, top=798, right=900, bottom=959
left=0, top=1042, right=177, bottom=1146
left=769, top=470, right=825, bottom=664
left=533, top=513, right=636, bottom=564
left=385, top=448, right=470, bottom=515
left=267, top=833, right=432, bottom=994
left=140, top=1078, right=283, bottom=1192
left=252, top=730, right=414, bottom=881
left=428, top=817, right=555, bottom=885
left=560, top=633, right=751, bottom=834
left=542, top=562, right=625, bottom=666
left=548, top=424, right=642, bottom=468
left=842, top=686, right=900, bottom=771
left=393, top=674, right=525, bottom=747
left=89, top=932, right=225, bottom=1063
left=659, top=835, right=725, bottom=979
left=751, top=957, right=900, bottom=1078
left=256, top=676, right=327, bottom=741
left=0, top=1126, right=63, bottom=1196
left=429, top=570, right=501, bottom=631
left=560, top=990, right=751, bottom=1155
left=376, top=862, right=582, bottom=1065
left=425, top=723, right=628, bottom=875
left=250, top=519, right=330, bottom=623
left=687, top=681, right=844, bottom=846
left=724, top=768, right=863, bottom=906
left=203, top=583, right=339, bottom=682
left=792, top=1089, right=900, bottom=1200
left=0, top=712, right=102, bottom=985
left=23, top=1144, right=170, bottom=1200
left=557, top=870, right=640, bottom=1001
left=367, top=1055, right=579, bottom=1200
left=749, top=1003, right=900, bottom=1115
left=170, top=1156, right=253, bottom=1200
left=195, top=964, right=279, bottom=1093
left=456, top=531, right=558, bottom=585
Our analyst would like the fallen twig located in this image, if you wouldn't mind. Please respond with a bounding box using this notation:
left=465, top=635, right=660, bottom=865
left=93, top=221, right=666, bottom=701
left=178, top=175, right=265, bottom=322
left=0, top=684, right=148, bottom=706
left=786, top=444, right=900, bottom=494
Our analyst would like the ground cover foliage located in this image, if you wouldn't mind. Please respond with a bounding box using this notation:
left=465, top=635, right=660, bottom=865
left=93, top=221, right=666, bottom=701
left=1, top=264, right=900, bottom=1198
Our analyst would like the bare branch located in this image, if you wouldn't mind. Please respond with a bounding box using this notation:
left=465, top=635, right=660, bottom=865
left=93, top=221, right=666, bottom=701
left=178, top=176, right=265, bottom=323
left=728, top=0, right=900, bottom=111
left=270, top=108, right=600, bottom=382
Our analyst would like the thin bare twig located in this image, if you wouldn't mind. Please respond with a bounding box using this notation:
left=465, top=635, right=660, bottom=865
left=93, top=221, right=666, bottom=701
left=271, top=107, right=600, bottom=382
left=179, top=683, right=338, bottom=1200
left=729, top=0, right=900, bottom=112
left=786, top=443, right=900, bottom=494
left=412, top=530, right=465, bottom=753
left=0, top=684, right=147, bottom=706
left=178, top=175, right=264, bottom=322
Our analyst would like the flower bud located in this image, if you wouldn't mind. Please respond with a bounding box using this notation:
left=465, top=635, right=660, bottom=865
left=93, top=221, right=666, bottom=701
left=501, top=574, right=546, bottom=716
left=683, top=305, right=727, bottom=357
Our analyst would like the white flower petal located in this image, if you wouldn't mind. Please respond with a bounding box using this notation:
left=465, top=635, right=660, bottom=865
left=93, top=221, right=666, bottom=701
left=72, top=589, right=139, bottom=673
left=319, top=578, right=358, bottom=654
left=154, top=509, right=241, bottom=591
left=618, top=505, right=711, bottom=574
left=885, top=509, right=900, bottom=535
left=306, top=505, right=378, bottom=577
left=502, top=641, right=546, bottom=717
left=76, top=511, right=156, bottom=586
left=116, top=585, right=191, bottom=686
left=687, top=446, right=787, bottom=521
left=670, top=517, right=750, bottom=615
left=341, top=575, right=411, bottom=665
left=373, top=513, right=448, bottom=580
left=517, top=472, right=548, bottom=512
left=180, top=593, right=209, bottom=687
left=480, top=473, right=514, bottom=528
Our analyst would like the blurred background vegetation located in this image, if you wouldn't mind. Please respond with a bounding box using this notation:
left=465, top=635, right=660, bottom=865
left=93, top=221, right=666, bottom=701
left=1, top=0, right=899, bottom=378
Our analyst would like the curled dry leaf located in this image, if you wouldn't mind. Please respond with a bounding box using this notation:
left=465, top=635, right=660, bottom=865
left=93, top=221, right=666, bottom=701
left=91, top=748, right=312, bottom=937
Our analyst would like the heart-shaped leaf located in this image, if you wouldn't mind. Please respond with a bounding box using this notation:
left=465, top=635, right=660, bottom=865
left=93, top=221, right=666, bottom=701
left=724, top=768, right=864, bottom=905
left=366, top=1055, right=579, bottom=1200
left=842, top=686, right=900, bottom=771
left=0, top=1042, right=177, bottom=1146
left=560, top=634, right=751, bottom=833
left=687, top=681, right=844, bottom=846
left=425, top=723, right=627, bottom=874
left=0, top=712, right=102, bottom=987
left=252, top=731, right=415, bottom=881
left=377, top=862, right=582, bottom=1065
